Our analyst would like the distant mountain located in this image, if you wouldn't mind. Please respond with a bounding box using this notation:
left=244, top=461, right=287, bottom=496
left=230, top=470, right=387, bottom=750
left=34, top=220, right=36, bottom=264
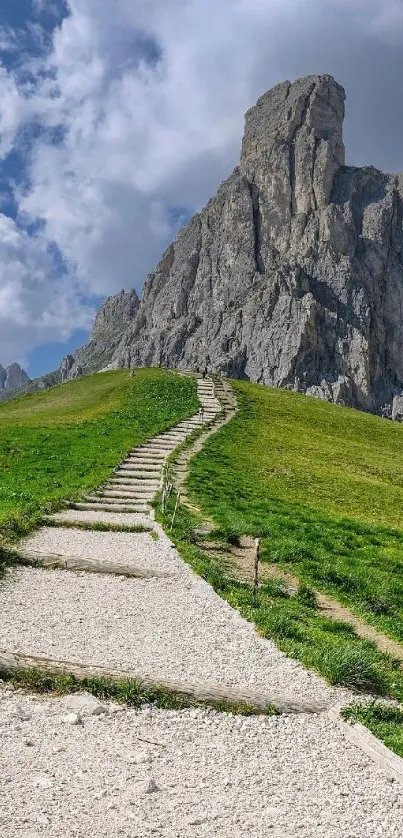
left=59, top=289, right=139, bottom=380
left=0, top=363, right=30, bottom=400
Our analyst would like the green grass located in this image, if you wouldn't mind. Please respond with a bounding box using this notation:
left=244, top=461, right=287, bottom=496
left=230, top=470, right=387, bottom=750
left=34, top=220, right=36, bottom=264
left=0, top=368, right=198, bottom=544
left=187, top=382, right=403, bottom=644
left=1, top=667, right=278, bottom=716
left=158, top=501, right=403, bottom=702
left=342, top=702, right=403, bottom=758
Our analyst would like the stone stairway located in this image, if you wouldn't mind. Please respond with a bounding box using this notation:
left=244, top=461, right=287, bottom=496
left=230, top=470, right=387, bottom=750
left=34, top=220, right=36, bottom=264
left=67, top=376, right=221, bottom=518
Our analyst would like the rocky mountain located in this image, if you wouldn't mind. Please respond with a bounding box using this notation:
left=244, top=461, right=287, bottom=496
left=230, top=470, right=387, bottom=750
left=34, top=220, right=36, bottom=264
left=0, top=363, right=30, bottom=400
left=81, top=72, right=399, bottom=418
left=60, top=289, right=139, bottom=380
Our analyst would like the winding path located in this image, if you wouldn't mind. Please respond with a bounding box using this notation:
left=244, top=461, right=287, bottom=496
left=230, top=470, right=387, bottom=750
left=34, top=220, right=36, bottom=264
left=0, top=374, right=402, bottom=837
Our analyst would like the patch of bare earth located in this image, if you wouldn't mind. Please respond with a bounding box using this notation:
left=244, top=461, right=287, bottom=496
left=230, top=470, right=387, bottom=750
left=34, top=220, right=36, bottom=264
left=199, top=535, right=403, bottom=665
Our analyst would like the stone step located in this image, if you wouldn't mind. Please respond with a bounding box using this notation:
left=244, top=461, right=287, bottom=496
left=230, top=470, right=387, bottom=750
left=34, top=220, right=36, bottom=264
left=107, top=480, right=159, bottom=490
left=113, top=471, right=160, bottom=481
left=143, top=439, right=178, bottom=445
left=121, top=461, right=161, bottom=471
left=84, top=494, right=150, bottom=506
left=157, top=433, right=187, bottom=439
left=136, top=450, right=172, bottom=458
left=96, top=493, right=154, bottom=503
left=99, top=491, right=155, bottom=500
left=116, top=467, right=162, bottom=478
left=127, top=453, right=166, bottom=461
left=105, top=489, right=157, bottom=498
left=139, top=443, right=174, bottom=450
left=118, top=461, right=163, bottom=469
left=70, top=502, right=149, bottom=513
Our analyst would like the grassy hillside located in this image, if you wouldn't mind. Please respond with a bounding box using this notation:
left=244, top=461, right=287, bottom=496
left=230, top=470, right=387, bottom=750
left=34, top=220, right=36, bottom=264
left=188, top=383, right=403, bottom=643
left=0, top=369, right=198, bottom=545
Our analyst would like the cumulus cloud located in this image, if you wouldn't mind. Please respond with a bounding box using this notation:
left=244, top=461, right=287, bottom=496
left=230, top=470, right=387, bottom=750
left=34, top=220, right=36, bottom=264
left=0, top=212, right=93, bottom=365
left=0, top=0, right=403, bottom=367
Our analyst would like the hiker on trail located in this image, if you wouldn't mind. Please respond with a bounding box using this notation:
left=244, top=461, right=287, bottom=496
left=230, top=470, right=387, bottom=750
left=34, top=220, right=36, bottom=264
left=202, top=366, right=208, bottom=379
left=199, top=405, right=205, bottom=424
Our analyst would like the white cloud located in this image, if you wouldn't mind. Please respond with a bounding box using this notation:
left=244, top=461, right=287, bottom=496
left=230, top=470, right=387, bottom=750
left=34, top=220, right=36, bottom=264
left=0, top=212, right=93, bottom=366
left=0, top=0, right=403, bottom=367
left=0, top=66, right=25, bottom=160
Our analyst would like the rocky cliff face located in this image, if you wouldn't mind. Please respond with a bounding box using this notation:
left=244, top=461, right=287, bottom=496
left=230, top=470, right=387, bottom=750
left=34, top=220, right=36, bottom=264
left=80, top=74, right=403, bottom=416
left=60, top=289, right=139, bottom=380
left=0, top=363, right=30, bottom=399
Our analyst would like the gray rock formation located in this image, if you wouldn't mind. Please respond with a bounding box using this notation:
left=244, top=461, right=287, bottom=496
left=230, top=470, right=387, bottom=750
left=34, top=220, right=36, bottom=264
left=0, top=362, right=30, bottom=399
left=97, top=73, right=402, bottom=416
left=60, top=289, right=139, bottom=380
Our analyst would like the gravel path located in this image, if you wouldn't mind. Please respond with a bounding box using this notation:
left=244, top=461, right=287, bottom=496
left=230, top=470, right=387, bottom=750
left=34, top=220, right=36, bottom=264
left=0, top=566, right=344, bottom=703
left=1, top=686, right=402, bottom=838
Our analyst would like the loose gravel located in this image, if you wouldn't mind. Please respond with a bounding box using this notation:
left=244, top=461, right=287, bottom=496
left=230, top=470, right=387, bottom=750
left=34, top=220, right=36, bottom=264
left=0, top=565, right=346, bottom=704
left=48, top=509, right=154, bottom=527
left=1, top=686, right=402, bottom=838
left=22, top=526, right=187, bottom=576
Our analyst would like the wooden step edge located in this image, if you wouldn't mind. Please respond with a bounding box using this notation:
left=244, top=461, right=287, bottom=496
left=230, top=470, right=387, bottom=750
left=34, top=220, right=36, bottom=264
left=0, top=650, right=330, bottom=715
left=83, top=495, right=150, bottom=505
left=16, top=550, right=176, bottom=580
left=69, top=503, right=150, bottom=513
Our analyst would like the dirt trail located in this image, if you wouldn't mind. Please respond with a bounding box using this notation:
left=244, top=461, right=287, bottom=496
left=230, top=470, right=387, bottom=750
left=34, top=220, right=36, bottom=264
left=201, top=534, right=403, bottom=665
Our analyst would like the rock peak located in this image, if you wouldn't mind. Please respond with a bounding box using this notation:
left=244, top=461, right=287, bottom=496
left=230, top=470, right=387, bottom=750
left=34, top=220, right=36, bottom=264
left=0, top=362, right=30, bottom=396
left=241, top=74, right=345, bottom=254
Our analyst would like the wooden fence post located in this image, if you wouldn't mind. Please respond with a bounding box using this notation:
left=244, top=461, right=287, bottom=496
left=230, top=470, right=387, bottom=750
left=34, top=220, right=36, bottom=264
left=170, top=490, right=181, bottom=531
left=253, top=538, right=260, bottom=607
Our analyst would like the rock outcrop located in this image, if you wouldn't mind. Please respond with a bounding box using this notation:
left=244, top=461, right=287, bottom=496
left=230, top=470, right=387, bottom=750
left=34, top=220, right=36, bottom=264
left=0, top=363, right=30, bottom=399
left=60, top=289, right=139, bottom=380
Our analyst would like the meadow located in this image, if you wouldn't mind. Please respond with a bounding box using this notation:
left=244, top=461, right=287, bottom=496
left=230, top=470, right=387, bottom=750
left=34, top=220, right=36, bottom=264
left=187, top=382, right=403, bottom=643
left=0, top=368, right=197, bottom=548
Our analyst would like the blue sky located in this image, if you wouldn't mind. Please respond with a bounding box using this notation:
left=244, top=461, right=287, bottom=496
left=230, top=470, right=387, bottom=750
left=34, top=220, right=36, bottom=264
left=1, top=1, right=403, bottom=378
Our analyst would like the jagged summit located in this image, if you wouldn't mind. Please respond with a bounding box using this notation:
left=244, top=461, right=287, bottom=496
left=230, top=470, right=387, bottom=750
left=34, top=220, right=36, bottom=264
left=60, top=289, right=139, bottom=380
left=0, top=363, right=30, bottom=399
left=60, top=74, right=403, bottom=416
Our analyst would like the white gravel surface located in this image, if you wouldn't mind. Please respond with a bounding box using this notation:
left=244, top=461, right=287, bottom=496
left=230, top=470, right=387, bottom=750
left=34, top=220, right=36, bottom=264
left=48, top=509, right=154, bottom=527
left=22, top=527, right=187, bottom=575
left=2, top=376, right=399, bottom=836
left=0, top=686, right=402, bottom=838
left=0, top=565, right=345, bottom=704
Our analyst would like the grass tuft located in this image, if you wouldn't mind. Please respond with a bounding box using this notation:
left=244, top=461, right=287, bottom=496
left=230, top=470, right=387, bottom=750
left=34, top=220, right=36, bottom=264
left=341, top=701, right=403, bottom=758
left=40, top=519, right=154, bottom=534
left=0, top=667, right=279, bottom=717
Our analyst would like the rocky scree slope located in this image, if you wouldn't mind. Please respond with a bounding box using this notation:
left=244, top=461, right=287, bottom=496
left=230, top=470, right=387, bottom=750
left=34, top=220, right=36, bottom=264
left=65, top=74, right=403, bottom=417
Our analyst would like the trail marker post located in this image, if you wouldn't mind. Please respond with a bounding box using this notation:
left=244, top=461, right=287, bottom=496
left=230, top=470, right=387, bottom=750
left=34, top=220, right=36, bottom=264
left=253, top=538, right=260, bottom=607
left=170, top=490, right=181, bottom=531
